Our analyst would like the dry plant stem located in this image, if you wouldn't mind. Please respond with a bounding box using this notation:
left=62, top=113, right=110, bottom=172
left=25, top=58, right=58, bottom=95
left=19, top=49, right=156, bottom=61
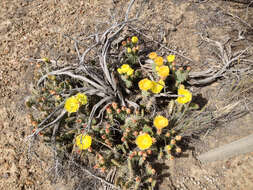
left=217, top=3, right=253, bottom=30
left=75, top=42, right=81, bottom=61
left=26, top=58, right=61, bottom=66
left=80, top=42, right=100, bottom=65
left=188, top=35, right=250, bottom=85
left=69, top=159, right=121, bottom=190
left=56, top=71, right=105, bottom=91
left=101, top=43, right=115, bottom=91
left=154, top=93, right=181, bottom=98
left=96, top=1, right=137, bottom=105
left=37, top=103, right=64, bottom=128
left=62, top=87, right=89, bottom=95
left=32, top=0, right=138, bottom=138
left=139, top=59, right=155, bottom=80
left=125, top=99, right=139, bottom=109
left=246, top=1, right=253, bottom=20
left=37, top=66, right=71, bottom=85
left=63, top=34, right=90, bottom=48
left=51, top=123, right=61, bottom=180
left=77, top=0, right=137, bottom=107
left=78, top=65, right=109, bottom=90
left=36, top=110, right=67, bottom=135
left=26, top=110, right=67, bottom=140
left=38, top=70, right=105, bottom=91
left=93, top=138, right=119, bottom=155
left=189, top=68, right=215, bottom=78
left=96, top=102, right=113, bottom=119
left=104, top=167, right=117, bottom=190
left=128, top=25, right=197, bottom=64
left=87, top=96, right=114, bottom=131
left=97, top=0, right=137, bottom=91
left=51, top=123, right=59, bottom=144
left=62, top=88, right=106, bottom=97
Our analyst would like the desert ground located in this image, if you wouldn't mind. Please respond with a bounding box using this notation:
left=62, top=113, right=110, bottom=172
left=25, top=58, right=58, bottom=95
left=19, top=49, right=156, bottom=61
left=0, top=0, right=253, bottom=189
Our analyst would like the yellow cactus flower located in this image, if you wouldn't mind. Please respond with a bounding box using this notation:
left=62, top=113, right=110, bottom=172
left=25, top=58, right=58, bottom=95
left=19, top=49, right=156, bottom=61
left=76, top=134, right=92, bottom=150
left=131, top=36, right=138, bottom=44
left=64, top=96, right=80, bottom=113
left=117, top=68, right=123, bottom=74
left=153, top=115, right=168, bottom=129
left=151, top=80, right=165, bottom=94
left=126, top=68, right=134, bottom=76
left=156, top=65, right=170, bottom=78
left=136, top=133, right=153, bottom=150
left=121, top=64, right=131, bottom=73
left=167, top=54, right=175, bottom=62
left=118, top=64, right=134, bottom=76
left=138, top=78, right=153, bottom=91
left=154, top=56, right=164, bottom=66
left=149, top=52, right=158, bottom=60
left=127, top=47, right=132, bottom=53
left=76, top=93, right=88, bottom=105
left=177, top=88, right=192, bottom=104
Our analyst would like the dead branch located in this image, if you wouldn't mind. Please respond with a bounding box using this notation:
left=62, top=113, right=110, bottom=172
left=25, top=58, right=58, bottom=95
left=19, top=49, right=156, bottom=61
left=128, top=25, right=197, bottom=64
left=27, top=0, right=139, bottom=141
left=188, top=35, right=250, bottom=85
left=87, top=96, right=114, bottom=131
left=69, top=158, right=121, bottom=190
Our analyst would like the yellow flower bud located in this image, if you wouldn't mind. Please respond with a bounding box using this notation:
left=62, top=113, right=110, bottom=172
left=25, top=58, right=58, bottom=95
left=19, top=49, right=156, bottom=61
left=75, top=93, right=88, bottom=105
left=131, top=36, right=138, bottom=44
left=167, top=54, right=175, bottom=62
left=148, top=52, right=158, bottom=60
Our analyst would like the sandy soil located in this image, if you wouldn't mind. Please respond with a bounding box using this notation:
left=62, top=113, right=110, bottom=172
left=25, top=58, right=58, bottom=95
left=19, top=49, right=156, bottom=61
left=0, top=0, right=252, bottom=189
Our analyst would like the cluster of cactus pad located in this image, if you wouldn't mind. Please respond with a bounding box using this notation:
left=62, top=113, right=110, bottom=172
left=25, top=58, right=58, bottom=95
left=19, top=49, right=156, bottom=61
left=26, top=36, right=197, bottom=190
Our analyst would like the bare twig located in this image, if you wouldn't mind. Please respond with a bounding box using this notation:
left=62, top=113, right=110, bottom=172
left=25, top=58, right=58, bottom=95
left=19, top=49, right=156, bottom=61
left=189, top=68, right=215, bottom=78
left=246, top=1, right=253, bottom=20
left=80, top=42, right=101, bottom=65
left=39, top=70, right=106, bottom=91
left=154, top=93, right=181, bottom=98
left=87, top=96, right=114, bottom=131
left=125, top=99, right=139, bottom=109
left=37, top=66, right=72, bottom=86
left=128, top=25, right=197, bottom=64
left=96, top=102, right=112, bottom=119
left=26, top=110, right=67, bottom=139
left=70, top=159, right=121, bottom=190
left=78, top=65, right=109, bottom=90
left=219, top=6, right=253, bottom=30
left=93, top=137, right=118, bottom=155
left=37, top=103, right=64, bottom=128
left=188, top=35, right=250, bottom=85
